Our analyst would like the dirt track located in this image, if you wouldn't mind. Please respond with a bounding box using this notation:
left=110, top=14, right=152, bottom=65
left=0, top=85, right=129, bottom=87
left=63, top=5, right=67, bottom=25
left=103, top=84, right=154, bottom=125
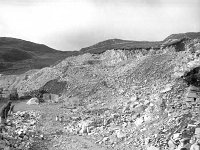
left=13, top=101, right=110, bottom=150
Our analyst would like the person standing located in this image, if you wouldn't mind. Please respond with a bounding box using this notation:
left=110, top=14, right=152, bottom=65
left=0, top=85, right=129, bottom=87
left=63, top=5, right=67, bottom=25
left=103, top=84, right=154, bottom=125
left=0, top=101, right=12, bottom=124
left=8, top=104, right=15, bottom=115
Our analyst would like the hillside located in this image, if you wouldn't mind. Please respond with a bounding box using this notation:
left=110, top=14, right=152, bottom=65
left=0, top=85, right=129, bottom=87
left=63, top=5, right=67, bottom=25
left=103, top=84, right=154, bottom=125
left=0, top=37, right=78, bottom=74
left=163, top=32, right=200, bottom=42
left=80, top=39, right=162, bottom=54
left=80, top=32, right=200, bottom=54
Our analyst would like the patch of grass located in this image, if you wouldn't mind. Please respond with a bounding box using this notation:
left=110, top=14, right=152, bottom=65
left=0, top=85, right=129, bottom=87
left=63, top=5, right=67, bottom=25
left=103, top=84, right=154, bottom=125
left=2, top=48, right=33, bottom=62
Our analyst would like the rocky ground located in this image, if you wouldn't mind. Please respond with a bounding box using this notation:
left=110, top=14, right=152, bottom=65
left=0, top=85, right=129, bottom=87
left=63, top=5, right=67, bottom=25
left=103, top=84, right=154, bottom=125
left=0, top=110, right=42, bottom=149
left=0, top=38, right=200, bottom=150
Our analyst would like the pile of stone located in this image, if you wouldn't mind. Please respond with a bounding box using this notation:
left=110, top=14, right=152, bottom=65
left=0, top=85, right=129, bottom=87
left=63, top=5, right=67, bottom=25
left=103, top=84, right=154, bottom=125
left=0, top=111, right=42, bottom=150
left=61, top=101, right=153, bottom=149
left=60, top=79, right=200, bottom=149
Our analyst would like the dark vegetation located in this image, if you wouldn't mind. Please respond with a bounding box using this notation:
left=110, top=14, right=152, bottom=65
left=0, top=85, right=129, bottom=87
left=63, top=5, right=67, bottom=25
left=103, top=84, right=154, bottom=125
left=182, top=66, right=200, bottom=87
left=80, top=39, right=162, bottom=54
left=0, top=37, right=78, bottom=74
left=40, top=79, right=67, bottom=95
left=0, top=62, right=13, bottom=71
left=23, top=79, right=67, bottom=99
left=1, top=48, right=32, bottom=62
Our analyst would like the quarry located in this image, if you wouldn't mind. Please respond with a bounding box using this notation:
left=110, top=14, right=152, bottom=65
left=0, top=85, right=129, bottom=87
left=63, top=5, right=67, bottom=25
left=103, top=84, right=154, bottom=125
left=0, top=34, right=200, bottom=150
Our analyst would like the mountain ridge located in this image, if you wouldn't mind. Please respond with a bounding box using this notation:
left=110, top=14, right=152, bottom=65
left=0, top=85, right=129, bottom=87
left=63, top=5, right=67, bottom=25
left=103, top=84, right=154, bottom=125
left=80, top=32, right=200, bottom=54
left=163, top=32, right=200, bottom=41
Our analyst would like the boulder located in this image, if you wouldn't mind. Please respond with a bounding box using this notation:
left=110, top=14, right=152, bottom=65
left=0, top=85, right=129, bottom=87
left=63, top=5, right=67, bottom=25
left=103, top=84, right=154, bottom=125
left=147, top=145, right=159, bottom=150
left=43, top=93, right=51, bottom=101
left=143, top=114, right=151, bottom=122
left=188, top=85, right=200, bottom=92
left=78, top=120, right=93, bottom=134
left=130, top=94, right=138, bottom=101
left=50, top=94, right=59, bottom=103
left=26, top=97, right=39, bottom=105
left=187, top=92, right=197, bottom=98
left=115, top=129, right=126, bottom=139
left=186, top=97, right=196, bottom=102
left=135, top=117, right=144, bottom=126
left=132, top=104, right=145, bottom=113
left=160, top=84, right=172, bottom=93
left=195, top=128, right=200, bottom=138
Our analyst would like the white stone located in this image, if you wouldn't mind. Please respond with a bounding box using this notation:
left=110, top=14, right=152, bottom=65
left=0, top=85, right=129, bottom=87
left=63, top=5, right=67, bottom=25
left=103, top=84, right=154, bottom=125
left=130, top=94, right=138, bottom=101
left=102, top=137, right=109, bottom=142
left=135, top=117, right=144, bottom=126
left=143, top=114, right=151, bottom=122
left=26, top=97, right=39, bottom=105
left=150, top=103, right=154, bottom=107
left=115, top=129, right=126, bottom=139
left=78, top=120, right=93, bottom=134
left=160, top=84, right=172, bottom=93
left=147, top=145, right=159, bottom=150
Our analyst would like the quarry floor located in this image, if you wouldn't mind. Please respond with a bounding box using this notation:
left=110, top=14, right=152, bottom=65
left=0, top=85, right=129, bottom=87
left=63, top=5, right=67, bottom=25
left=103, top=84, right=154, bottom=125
left=13, top=101, right=111, bottom=150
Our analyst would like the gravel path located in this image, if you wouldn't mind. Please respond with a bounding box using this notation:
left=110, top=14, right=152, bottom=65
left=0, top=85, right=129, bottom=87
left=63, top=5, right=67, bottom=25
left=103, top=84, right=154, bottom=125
left=13, top=101, right=110, bottom=150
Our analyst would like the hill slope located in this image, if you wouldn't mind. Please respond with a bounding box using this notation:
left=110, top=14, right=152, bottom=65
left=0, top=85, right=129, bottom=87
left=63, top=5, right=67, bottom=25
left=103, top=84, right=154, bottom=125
left=0, top=37, right=78, bottom=74
left=80, top=39, right=162, bottom=54
left=163, top=32, right=200, bottom=42
left=79, top=32, right=200, bottom=54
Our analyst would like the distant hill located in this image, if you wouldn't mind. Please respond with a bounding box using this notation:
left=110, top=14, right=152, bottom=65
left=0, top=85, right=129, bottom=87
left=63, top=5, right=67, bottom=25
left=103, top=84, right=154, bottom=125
left=163, top=32, right=200, bottom=42
left=80, top=32, right=200, bottom=54
left=0, top=37, right=78, bottom=74
left=80, top=39, right=162, bottom=54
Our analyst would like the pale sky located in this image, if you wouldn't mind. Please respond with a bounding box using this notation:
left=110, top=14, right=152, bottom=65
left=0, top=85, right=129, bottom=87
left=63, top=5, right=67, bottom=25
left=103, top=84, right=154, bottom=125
left=0, top=0, right=199, bottom=51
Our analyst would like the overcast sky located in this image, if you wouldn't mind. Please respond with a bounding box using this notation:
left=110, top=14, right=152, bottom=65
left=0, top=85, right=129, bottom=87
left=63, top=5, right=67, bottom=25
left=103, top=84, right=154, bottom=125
left=0, top=0, right=199, bottom=51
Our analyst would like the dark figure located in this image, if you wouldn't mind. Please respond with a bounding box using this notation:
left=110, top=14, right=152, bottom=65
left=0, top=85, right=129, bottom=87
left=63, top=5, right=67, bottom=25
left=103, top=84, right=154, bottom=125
left=9, top=92, right=19, bottom=100
left=8, top=105, right=15, bottom=115
left=0, top=101, right=12, bottom=124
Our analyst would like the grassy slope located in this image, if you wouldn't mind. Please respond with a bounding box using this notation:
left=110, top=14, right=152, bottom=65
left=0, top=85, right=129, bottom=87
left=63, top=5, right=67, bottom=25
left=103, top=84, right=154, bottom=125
left=0, top=37, right=79, bottom=74
left=80, top=39, right=162, bottom=54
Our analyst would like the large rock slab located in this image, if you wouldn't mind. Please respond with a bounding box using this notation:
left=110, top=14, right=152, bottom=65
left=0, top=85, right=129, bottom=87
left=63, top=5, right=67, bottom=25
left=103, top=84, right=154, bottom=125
left=26, top=97, right=39, bottom=105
